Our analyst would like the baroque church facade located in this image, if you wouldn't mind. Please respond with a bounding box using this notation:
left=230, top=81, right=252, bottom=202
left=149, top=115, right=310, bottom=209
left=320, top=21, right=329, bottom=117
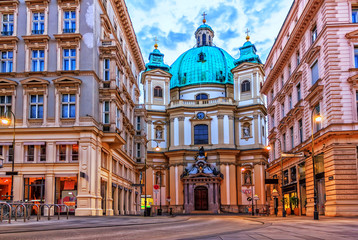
left=141, top=17, right=268, bottom=214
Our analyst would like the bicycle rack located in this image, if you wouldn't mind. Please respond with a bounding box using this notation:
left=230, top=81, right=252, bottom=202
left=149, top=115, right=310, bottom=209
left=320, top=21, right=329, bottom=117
left=10, top=203, right=27, bottom=222
left=23, top=203, right=41, bottom=221
left=0, top=203, right=12, bottom=224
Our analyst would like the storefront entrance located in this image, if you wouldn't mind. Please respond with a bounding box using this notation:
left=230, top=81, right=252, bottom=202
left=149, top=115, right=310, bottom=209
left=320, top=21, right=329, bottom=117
left=24, top=177, right=45, bottom=203
left=55, top=176, right=77, bottom=213
left=194, top=186, right=208, bottom=210
left=101, top=180, right=107, bottom=215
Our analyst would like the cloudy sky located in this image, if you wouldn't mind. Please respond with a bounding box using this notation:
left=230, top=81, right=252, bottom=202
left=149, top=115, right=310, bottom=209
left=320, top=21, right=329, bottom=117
left=126, top=0, right=293, bottom=66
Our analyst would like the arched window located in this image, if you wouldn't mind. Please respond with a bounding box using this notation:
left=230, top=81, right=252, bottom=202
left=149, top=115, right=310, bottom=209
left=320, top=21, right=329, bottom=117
left=154, top=86, right=162, bottom=98
left=202, top=33, right=206, bottom=46
left=196, top=93, right=208, bottom=100
left=241, top=80, right=251, bottom=92
left=194, top=124, right=208, bottom=144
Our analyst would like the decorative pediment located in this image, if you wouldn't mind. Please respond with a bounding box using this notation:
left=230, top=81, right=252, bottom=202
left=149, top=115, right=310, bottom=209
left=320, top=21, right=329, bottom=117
left=305, top=46, right=321, bottom=65
left=0, top=78, right=17, bottom=86
left=144, top=69, right=172, bottom=78
left=292, top=71, right=302, bottom=84
left=0, top=1, right=19, bottom=11
left=231, top=62, right=264, bottom=75
left=345, top=29, right=358, bottom=42
left=348, top=73, right=358, bottom=87
left=25, top=0, right=49, bottom=11
left=21, top=77, right=49, bottom=86
left=239, top=116, right=253, bottom=122
left=53, top=76, right=82, bottom=85
left=153, top=120, right=166, bottom=126
left=57, top=0, right=80, bottom=7
left=54, top=33, right=82, bottom=47
left=305, top=79, right=323, bottom=107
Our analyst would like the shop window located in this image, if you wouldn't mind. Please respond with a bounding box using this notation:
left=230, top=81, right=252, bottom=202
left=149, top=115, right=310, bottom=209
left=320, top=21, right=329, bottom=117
left=0, top=177, right=12, bottom=200
left=24, top=177, right=45, bottom=203
left=1, top=14, right=14, bottom=36
left=55, top=177, right=77, bottom=213
left=290, top=166, right=297, bottom=182
left=283, top=169, right=289, bottom=185
left=0, top=95, right=12, bottom=116
left=32, top=12, right=44, bottom=34
left=314, top=154, right=324, bottom=175
left=194, top=124, right=208, bottom=145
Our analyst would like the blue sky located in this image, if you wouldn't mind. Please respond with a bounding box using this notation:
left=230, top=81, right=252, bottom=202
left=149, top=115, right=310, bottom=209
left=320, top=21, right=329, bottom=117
left=126, top=0, right=293, bottom=66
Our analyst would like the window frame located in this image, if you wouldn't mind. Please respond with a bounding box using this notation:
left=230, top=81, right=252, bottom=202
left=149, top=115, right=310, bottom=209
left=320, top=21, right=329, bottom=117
left=103, top=101, right=110, bottom=124
left=61, top=93, right=76, bottom=119
left=153, top=86, right=163, bottom=98
left=0, top=95, right=12, bottom=117
left=311, top=60, right=319, bottom=85
left=352, top=7, right=358, bottom=23
left=29, top=94, right=44, bottom=119
left=194, top=124, right=209, bottom=145
left=32, top=12, right=45, bottom=35
left=62, top=48, right=76, bottom=71
left=31, top=49, right=45, bottom=72
left=63, top=10, right=76, bottom=33
left=103, top=58, right=110, bottom=81
left=241, top=80, right=251, bottom=93
left=354, top=46, right=358, bottom=68
left=0, top=51, right=13, bottom=73
left=311, top=25, right=318, bottom=44
left=1, top=13, right=14, bottom=36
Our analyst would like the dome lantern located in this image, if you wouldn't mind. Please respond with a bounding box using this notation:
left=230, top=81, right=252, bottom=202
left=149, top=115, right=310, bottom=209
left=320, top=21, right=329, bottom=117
left=195, top=12, right=214, bottom=47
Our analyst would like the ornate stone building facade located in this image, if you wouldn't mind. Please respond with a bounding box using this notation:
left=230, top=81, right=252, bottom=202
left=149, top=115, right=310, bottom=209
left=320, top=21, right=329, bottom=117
left=142, top=18, right=268, bottom=214
left=0, top=0, right=146, bottom=216
left=262, top=0, right=358, bottom=217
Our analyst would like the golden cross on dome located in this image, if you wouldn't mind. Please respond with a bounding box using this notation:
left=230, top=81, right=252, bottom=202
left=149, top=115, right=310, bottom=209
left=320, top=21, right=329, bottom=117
left=154, top=36, right=158, bottom=49
left=245, top=28, right=250, bottom=41
left=202, top=12, right=207, bottom=24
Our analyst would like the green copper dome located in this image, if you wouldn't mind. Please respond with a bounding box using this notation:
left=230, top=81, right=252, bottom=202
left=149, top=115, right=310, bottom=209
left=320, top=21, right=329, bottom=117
left=169, top=46, right=235, bottom=89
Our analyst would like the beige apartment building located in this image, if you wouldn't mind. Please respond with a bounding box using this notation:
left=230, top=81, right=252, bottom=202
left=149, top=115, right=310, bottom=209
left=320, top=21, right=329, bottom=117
left=0, top=0, right=146, bottom=216
left=262, top=0, right=358, bottom=217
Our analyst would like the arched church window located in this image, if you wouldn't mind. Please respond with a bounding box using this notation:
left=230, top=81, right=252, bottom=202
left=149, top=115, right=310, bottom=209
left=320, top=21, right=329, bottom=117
left=202, top=33, right=207, bottom=46
left=194, top=124, right=208, bottom=145
left=243, top=170, right=252, bottom=185
left=196, top=93, right=208, bottom=100
left=242, top=122, right=251, bottom=138
left=154, top=86, right=163, bottom=98
left=155, top=126, right=163, bottom=139
left=241, top=80, right=251, bottom=92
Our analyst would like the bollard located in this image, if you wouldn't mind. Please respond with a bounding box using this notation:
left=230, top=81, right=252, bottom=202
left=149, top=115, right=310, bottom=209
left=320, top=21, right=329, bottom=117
left=169, top=207, right=173, bottom=216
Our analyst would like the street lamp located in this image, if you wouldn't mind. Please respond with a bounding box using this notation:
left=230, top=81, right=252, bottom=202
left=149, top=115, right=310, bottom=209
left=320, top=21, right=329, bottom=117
left=265, top=138, right=286, bottom=217
left=0, top=110, right=16, bottom=202
left=144, top=139, right=160, bottom=216
left=241, top=165, right=254, bottom=216
left=253, top=194, right=260, bottom=215
left=272, top=189, right=279, bottom=216
left=311, top=108, right=322, bottom=220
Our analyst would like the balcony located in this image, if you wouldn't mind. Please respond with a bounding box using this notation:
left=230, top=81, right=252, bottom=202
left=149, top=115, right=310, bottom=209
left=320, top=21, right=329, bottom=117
left=169, top=97, right=235, bottom=108
left=1, top=31, right=13, bottom=36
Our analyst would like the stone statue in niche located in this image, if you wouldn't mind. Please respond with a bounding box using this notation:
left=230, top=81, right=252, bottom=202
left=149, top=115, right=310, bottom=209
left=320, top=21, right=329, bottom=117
left=156, top=128, right=163, bottom=139
left=244, top=171, right=252, bottom=185
left=243, top=124, right=250, bottom=137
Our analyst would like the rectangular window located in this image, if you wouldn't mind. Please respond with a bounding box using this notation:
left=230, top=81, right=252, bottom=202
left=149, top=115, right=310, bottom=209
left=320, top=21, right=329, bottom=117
left=116, top=107, right=121, bottom=129
left=26, top=145, right=35, bottom=162
left=299, top=119, right=303, bottom=144
left=63, top=49, right=76, bottom=71
left=63, top=11, right=76, bottom=33
left=103, top=101, right=110, bottom=124
left=71, top=144, right=78, bottom=161
left=296, top=83, right=301, bottom=101
left=311, top=61, right=319, bottom=85
left=61, top=94, right=76, bottom=118
left=32, top=12, right=44, bottom=34
left=271, top=114, right=275, bottom=128
left=29, top=95, right=44, bottom=119
left=8, top=145, right=13, bottom=162
left=356, top=91, right=358, bottom=118
left=281, top=75, right=284, bottom=89
left=39, top=144, right=46, bottom=162
left=283, top=169, right=288, bottom=185
left=352, top=8, right=358, bottom=23
left=314, top=104, right=321, bottom=132
left=273, top=142, right=276, bottom=160
left=31, top=50, right=45, bottom=72
left=290, top=127, right=294, bottom=149
left=311, top=25, right=317, bottom=44
left=115, top=66, right=120, bottom=87
left=289, top=94, right=292, bottom=110
left=136, top=143, right=141, bottom=158
left=288, top=64, right=291, bottom=76
left=136, top=116, right=141, bottom=131
left=271, top=89, right=274, bottom=103
left=2, top=14, right=14, bottom=36
left=355, top=47, right=358, bottom=68
left=283, top=133, right=286, bottom=152
left=281, top=103, right=285, bottom=118
left=58, top=145, right=66, bottom=161
left=104, top=59, right=110, bottom=81
left=290, top=166, right=297, bottom=182
left=296, top=51, right=300, bottom=66
left=0, top=95, right=12, bottom=117
left=1, top=51, right=13, bottom=73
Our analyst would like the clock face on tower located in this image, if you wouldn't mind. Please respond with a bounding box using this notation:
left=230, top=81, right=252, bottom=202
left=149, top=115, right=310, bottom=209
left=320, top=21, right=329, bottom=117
left=197, top=112, right=205, bottom=120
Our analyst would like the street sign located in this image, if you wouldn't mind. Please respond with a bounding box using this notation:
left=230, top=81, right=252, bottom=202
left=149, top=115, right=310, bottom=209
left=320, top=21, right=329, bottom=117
left=5, top=172, right=18, bottom=176
left=281, top=153, right=304, bottom=158
left=265, top=179, right=279, bottom=184
left=247, top=197, right=252, bottom=202
left=153, top=184, right=160, bottom=190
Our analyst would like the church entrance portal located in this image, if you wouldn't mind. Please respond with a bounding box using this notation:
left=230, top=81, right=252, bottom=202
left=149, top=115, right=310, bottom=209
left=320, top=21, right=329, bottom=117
left=194, top=186, right=208, bottom=210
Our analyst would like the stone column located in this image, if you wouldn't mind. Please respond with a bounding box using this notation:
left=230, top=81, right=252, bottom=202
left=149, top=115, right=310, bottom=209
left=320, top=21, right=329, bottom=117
left=114, top=187, right=119, bottom=215
left=120, top=188, right=124, bottom=215
left=178, top=117, right=185, bottom=147
left=44, top=174, right=55, bottom=216
left=217, top=115, right=224, bottom=145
